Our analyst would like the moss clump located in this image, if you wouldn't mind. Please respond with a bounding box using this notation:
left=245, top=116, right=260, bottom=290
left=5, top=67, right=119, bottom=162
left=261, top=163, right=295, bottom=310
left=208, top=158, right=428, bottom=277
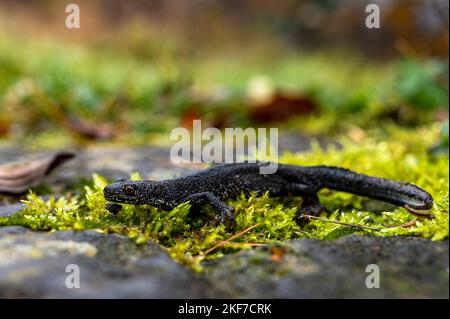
left=0, top=124, right=448, bottom=270
left=280, top=123, right=449, bottom=241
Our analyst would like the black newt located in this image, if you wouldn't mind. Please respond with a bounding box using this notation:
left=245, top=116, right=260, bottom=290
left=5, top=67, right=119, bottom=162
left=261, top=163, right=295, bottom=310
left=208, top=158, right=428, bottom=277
left=103, top=163, right=433, bottom=228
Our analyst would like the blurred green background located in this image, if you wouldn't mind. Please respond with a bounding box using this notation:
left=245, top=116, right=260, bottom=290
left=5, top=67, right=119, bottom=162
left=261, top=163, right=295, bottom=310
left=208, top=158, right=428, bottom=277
left=0, top=0, right=448, bottom=148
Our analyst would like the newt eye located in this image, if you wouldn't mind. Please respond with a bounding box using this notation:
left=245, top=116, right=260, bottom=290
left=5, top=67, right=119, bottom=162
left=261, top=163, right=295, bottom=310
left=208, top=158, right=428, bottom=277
left=123, top=185, right=136, bottom=196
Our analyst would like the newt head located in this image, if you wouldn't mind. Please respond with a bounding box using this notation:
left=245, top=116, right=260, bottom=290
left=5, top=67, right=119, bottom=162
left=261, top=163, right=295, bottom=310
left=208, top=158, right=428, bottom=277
left=104, top=181, right=140, bottom=204
left=103, top=180, right=165, bottom=206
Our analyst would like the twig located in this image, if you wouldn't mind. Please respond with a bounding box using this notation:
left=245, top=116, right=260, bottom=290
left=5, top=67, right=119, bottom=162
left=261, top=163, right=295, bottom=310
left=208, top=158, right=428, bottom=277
left=301, top=214, right=381, bottom=231
left=202, top=223, right=261, bottom=255
left=370, top=220, right=417, bottom=229
left=388, top=220, right=417, bottom=228
left=399, top=220, right=417, bottom=228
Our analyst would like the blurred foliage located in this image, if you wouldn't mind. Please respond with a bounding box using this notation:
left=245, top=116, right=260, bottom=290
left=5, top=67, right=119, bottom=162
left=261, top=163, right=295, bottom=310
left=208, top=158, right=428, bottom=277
left=395, top=60, right=448, bottom=110
left=1, top=123, right=447, bottom=270
left=429, top=120, right=449, bottom=155
left=0, top=32, right=448, bottom=148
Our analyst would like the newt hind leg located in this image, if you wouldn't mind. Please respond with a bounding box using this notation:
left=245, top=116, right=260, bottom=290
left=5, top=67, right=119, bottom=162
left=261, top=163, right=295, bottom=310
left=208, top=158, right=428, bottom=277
left=288, top=184, right=329, bottom=224
left=296, top=193, right=329, bottom=222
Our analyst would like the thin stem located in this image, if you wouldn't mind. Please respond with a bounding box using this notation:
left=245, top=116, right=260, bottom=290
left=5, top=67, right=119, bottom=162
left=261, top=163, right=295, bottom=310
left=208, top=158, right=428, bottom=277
left=202, top=223, right=261, bottom=255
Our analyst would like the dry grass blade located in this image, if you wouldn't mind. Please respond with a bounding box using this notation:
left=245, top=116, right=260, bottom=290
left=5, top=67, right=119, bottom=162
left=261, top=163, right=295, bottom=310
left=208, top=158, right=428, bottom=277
left=202, top=223, right=262, bottom=256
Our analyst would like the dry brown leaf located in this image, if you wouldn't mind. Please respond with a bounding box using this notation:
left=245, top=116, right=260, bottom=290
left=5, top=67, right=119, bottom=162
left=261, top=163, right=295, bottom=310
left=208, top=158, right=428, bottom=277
left=0, top=151, right=75, bottom=194
left=270, top=245, right=287, bottom=262
left=64, top=118, right=114, bottom=140
left=249, top=92, right=317, bottom=123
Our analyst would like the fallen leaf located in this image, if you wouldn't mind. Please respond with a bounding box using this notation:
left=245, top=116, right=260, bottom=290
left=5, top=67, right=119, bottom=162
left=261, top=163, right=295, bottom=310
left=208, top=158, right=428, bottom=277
left=0, top=120, right=10, bottom=137
left=249, top=92, right=317, bottom=123
left=180, top=107, right=202, bottom=130
left=64, top=118, right=114, bottom=140
left=0, top=151, right=75, bottom=194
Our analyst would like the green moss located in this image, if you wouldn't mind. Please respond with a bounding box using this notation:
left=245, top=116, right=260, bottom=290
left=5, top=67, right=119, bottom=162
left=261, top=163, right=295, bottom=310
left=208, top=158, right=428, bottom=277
left=280, top=123, right=449, bottom=241
left=0, top=124, right=448, bottom=270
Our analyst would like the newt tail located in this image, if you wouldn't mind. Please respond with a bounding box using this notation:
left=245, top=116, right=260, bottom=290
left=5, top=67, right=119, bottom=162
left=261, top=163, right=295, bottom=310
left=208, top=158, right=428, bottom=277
left=301, top=166, right=433, bottom=214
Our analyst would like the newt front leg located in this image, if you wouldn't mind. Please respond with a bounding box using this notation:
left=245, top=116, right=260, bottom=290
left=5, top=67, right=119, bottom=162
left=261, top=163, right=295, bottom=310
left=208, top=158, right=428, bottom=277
left=186, top=192, right=236, bottom=229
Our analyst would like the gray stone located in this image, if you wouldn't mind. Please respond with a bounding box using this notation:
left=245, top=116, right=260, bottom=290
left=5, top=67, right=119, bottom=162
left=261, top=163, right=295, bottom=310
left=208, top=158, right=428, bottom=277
left=0, top=227, right=209, bottom=298
left=204, top=236, right=449, bottom=298
left=0, top=144, right=26, bottom=164
left=0, top=203, right=25, bottom=217
left=278, top=131, right=340, bottom=153
left=0, top=228, right=448, bottom=298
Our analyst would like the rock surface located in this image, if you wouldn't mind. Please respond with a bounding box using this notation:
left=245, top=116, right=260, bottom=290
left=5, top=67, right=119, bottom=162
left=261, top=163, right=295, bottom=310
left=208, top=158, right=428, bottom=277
left=204, top=236, right=449, bottom=298
left=0, top=226, right=448, bottom=298
left=0, top=226, right=208, bottom=298
left=0, top=203, right=25, bottom=217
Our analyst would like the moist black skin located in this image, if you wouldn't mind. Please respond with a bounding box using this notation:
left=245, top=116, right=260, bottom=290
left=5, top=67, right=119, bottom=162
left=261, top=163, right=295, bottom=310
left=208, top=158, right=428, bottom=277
left=103, top=163, right=434, bottom=229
